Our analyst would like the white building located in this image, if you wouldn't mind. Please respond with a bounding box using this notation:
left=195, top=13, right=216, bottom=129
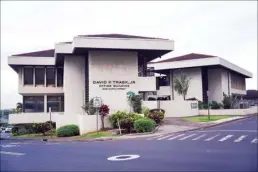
left=7, top=34, right=252, bottom=134
left=148, top=53, right=252, bottom=103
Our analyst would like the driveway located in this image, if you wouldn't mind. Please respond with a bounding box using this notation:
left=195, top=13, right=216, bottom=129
left=1, top=116, right=257, bottom=171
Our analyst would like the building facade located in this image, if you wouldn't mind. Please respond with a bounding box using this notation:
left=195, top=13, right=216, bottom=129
left=7, top=34, right=252, bottom=134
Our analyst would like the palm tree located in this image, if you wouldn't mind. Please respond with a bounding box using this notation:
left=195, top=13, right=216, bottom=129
left=174, top=73, right=191, bottom=100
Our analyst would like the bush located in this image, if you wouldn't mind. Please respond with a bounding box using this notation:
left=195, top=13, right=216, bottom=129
left=198, top=101, right=209, bottom=109
left=119, top=113, right=143, bottom=132
left=128, top=95, right=142, bottom=113
left=142, top=106, right=150, bottom=117
left=146, top=109, right=165, bottom=124
left=134, top=118, right=156, bottom=133
left=107, top=111, right=128, bottom=128
left=222, top=94, right=236, bottom=109
left=209, top=101, right=223, bottom=109
left=56, top=125, right=79, bottom=137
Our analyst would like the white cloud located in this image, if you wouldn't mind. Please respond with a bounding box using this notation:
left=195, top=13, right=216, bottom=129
left=1, top=1, right=257, bottom=109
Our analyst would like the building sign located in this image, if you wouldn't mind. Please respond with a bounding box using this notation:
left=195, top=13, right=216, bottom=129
left=93, top=80, right=136, bottom=90
left=93, top=97, right=102, bottom=108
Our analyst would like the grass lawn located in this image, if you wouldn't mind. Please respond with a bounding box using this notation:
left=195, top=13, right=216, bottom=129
left=72, top=131, right=114, bottom=139
left=12, top=131, right=56, bottom=138
left=184, top=115, right=240, bottom=122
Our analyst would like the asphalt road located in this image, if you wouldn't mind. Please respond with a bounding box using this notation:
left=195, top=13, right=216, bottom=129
left=1, top=116, right=257, bottom=171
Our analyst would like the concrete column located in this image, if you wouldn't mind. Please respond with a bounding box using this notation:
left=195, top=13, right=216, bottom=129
left=44, top=95, right=47, bottom=113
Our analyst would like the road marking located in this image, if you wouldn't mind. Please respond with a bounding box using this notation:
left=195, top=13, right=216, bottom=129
left=251, top=138, right=258, bottom=143
left=168, top=134, right=185, bottom=140
left=218, top=135, right=233, bottom=142
left=0, top=151, right=25, bottom=156
left=234, top=135, right=247, bottom=142
left=204, top=134, right=220, bottom=141
left=107, top=154, right=140, bottom=161
left=192, top=134, right=206, bottom=140
left=10, top=142, right=21, bottom=145
left=179, top=134, right=197, bottom=140
left=193, top=130, right=257, bottom=133
left=157, top=134, right=174, bottom=140
left=0, top=145, right=20, bottom=148
left=147, top=135, right=164, bottom=140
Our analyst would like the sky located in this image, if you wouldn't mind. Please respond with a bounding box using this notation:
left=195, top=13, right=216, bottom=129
left=1, top=1, right=257, bottom=109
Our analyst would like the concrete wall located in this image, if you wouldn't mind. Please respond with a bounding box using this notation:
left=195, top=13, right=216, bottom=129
left=9, top=112, right=63, bottom=124
left=78, top=114, right=112, bottom=135
left=88, top=50, right=139, bottom=114
left=157, top=86, right=171, bottom=96
left=173, top=68, right=203, bottom=101
left=199, top=106, right=258, bottom=116
left=208, top=68, right=223, bottom=102
left=221, top=68, right=231, bottom=96
left=143, top=100, right=199, bottom=117
left=138, top=76, right=156, bottom=91
left=63, top=56, right=85, bottom=125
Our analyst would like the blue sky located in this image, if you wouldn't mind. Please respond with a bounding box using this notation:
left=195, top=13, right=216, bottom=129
left=1, top=1, right=257, bottom=109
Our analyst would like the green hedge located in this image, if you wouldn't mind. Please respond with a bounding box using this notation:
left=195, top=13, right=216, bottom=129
left=134, top=118, right=156, bottom=133
left=56, top=125, right=79, bottom=137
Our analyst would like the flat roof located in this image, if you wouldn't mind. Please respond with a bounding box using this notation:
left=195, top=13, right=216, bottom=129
left=148, top=53, right=253, bottom=78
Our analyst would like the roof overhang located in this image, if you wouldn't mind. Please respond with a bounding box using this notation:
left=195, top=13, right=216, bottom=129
left=148, top=57, right=252, bottom=78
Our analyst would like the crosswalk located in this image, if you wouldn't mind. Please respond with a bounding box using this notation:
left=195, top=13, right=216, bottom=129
left=146, top=132, right=258, bottom=144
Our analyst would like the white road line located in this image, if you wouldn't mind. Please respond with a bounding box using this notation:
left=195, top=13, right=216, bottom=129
left=204, top=134, right=220, bottom=141
left=0, top=151, right=25, bottom=156
left=168, top=134, right=185, bottom=140
left=234, top=135, right=247, bottom=142
left=179, top=134, right=197, bottom=140
left=192, top=134, right=207, bottom=140
left=218, top=135, right=233, bottom=142
left=157, top=134, right=174, bottom=140
left=193, top=130, right=257, bottom=133
left=251, top=138, right=258, bottom=143
left=147, top=135, right=164, bottom=140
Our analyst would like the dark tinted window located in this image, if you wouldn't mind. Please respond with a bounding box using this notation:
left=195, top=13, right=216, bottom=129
left=24, top=68, right=33, bottom=85
left=57, top=68, right=63, bottom=87
left=46, top=68, right=55, bottom=86
left=23, top=96, right=44, bottom=112
left=35, top=68, right=45, bottom=85
left=47, top=95, right=64, bottom=112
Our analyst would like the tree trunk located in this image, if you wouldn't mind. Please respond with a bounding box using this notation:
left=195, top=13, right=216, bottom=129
left=183, top=94, right=186, bottom=100
left=101, top=115, right=105, bottom=130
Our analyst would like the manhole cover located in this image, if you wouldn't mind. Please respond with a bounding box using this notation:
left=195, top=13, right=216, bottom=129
left=107, top=154, right=140, bottom=161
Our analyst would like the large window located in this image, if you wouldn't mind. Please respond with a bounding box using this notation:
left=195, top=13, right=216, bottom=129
left=157, top=76, right=170, bottom=86
left=46, top=67, right=56, bottom=86
left=47, top=95, right=64, bottom=112
left=57, top=67, right=63, bottom=87
left=35, top=67, right=45, bottom=86
left=23, top=96, right=44, bottom=112
left=24, top=67, right=33, bottom=85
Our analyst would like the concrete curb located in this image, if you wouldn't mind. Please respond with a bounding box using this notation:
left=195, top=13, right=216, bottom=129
left=172, top=114, right=257, bottom=134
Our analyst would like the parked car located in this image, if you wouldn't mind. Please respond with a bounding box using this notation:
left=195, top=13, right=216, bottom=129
left=1, top=127, right=6, bottom=131
left=5, top=125, right=14, bottom=133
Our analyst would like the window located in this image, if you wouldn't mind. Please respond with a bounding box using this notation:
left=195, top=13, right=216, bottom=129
left=46, top=67, right=56, bottom=86
left=24, top=67, right=33, bottom=85
left=158, top=76, right=170, bottom=86
left=35, top=67, right=45, bottom=86
left=23, top=96, right=44, bottom=112
left=57, top=67, right=63, bottom=87
left=47, top=95, right=64, bottom=112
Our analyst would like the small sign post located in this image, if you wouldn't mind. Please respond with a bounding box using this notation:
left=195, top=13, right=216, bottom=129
left=207, top=90, right=210, bottom=120
left=93, top=97, right=102, bottom=134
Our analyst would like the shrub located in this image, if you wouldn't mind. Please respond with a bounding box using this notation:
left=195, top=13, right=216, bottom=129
left=222, top=94, right=236, bottom=109
left=134, top=118, right=156, bottom=133
left=142, top=106, right=150, bottom=117
left=209, top=101, right=223, bottom=109
left=198, top=101, right=209, bottom=109
left=99, top=104, right=110, bottom=130
left=119, top=113, right=143, bottom=132
left=82, top=98, right=98, bottom=115
left=56, top=125, right=79, bottom=137
left=108, top=111, right=128, bottom=128
left=128, top=94, right=142, bottom=113
left=146, top=109, right=165, bottom=124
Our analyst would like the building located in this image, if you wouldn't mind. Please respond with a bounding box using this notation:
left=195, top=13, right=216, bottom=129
left=243, top=90, right=258, bottom=106
left=148, top=53, right=252, bottom=103
left=7, top=34, right=253, bottom=134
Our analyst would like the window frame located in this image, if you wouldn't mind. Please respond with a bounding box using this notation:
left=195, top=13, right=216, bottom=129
left=35, top=66, right=45, bottom=86
left=23, top=67, right=34, bottom=86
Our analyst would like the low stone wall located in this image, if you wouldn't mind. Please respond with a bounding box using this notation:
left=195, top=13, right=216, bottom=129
left=143, top=100, right=199, bottom=117
left=199, top=106, right=258, bottom=116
